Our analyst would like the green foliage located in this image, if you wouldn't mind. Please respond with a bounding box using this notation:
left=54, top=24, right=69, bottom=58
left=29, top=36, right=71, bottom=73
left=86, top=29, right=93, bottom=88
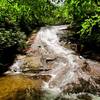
left=0, top=29, right=26, bottom=51
left=64, top=0, right=100, bottom=50
left=0, top=0, right=32, bottom=36
left=0, top=0, right=63, bottom=28
left=65, top=0, right=96, bottom=21
left=78, top=2, right=100, bottom=47
left=80, top=15, right=100, bottom=37
left=0, top=0, right=100, bottom=51
left=80, top=15, right=100, bottom=48
left=0, top=0, right=99, bottom=26
left=0, top=29, right=26, bottom=68
left=0, top=0, right=74, bottom=28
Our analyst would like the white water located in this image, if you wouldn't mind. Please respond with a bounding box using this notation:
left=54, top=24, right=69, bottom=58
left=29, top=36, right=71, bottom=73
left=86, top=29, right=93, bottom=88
left=31, top=25, right=92, bottom=92
left=7, top=25, right=100, bottom=100
left=10, top=60, right=23, bottom=74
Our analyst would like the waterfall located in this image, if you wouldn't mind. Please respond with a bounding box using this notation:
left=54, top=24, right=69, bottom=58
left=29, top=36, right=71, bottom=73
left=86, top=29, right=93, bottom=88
left=9, top=25, right=99, bottom=94
left=31, top=25, right=95, bottom=92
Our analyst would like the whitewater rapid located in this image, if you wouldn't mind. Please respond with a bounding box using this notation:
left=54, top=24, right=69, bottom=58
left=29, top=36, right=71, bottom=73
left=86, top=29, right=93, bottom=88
left=9, top=25, right=99, bottom=95
left=31, top=25, right=92, bottom=92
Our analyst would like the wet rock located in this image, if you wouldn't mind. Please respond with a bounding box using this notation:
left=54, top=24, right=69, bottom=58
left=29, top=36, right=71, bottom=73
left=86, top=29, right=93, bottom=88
left=77, top=93, right=92, bottom=100
left=0, top=75, right=42, bottom=100
left=10, top=54, right=42, bottom=73
left=87, top=60, right=100, bottom=77
left=21, top=55, right=42, bottom=71
left=31, top=25, right=100, bottom=95
left=29, top=75, right=51, bottom=82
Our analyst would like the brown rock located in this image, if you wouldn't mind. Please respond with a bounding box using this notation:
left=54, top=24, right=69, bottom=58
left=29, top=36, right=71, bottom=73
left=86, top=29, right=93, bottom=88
left=0, top=75, right=42, bottom=100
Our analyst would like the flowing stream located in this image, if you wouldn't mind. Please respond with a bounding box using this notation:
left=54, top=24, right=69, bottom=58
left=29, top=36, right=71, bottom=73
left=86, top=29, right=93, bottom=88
left=4, top=25, right=100, bottom=100
left=31, top=25, right=93, bottom=90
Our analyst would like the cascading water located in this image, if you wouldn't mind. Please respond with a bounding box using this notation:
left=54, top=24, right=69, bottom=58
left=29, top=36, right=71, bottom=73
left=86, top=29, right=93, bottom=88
left=10, top=60, right=23, bottom=73
left=31, top=25, right=99, bottom=93
left=7, top=25, right=100, bottom=100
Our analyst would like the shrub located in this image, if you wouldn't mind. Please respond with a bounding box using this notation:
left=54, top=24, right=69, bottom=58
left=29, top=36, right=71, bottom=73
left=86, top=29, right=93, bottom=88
left=0, top=29, right=26, bottom=51
left=0, top=0, right=33, bottom=34
left=64, top=0, right=100, bottom=52
left=0, top=29, right=26, bottom=65
left=0, top=0, right=71, bottom=30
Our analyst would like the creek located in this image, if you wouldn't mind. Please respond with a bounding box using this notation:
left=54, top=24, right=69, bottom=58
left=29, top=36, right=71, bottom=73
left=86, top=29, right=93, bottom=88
left=0, top=25, right=100, bottom=100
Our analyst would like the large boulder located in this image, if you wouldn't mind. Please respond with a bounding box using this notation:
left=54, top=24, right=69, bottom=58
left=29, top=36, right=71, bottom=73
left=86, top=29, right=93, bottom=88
left=0, top=75, right=42, bottom=100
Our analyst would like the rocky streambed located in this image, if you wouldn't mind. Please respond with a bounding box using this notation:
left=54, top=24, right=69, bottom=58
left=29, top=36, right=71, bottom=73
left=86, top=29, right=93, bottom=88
left=0, top=25, right=100, bottom=100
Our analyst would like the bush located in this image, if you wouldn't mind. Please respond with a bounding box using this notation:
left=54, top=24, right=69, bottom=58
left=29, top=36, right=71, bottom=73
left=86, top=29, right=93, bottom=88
left=64, top=0, right=100, bottom=52
left=0, top=29, right=26, bottom=66
left=0, top=29, right=26, bottom=50
left=0, top=0, right=71, bottom=30
left=0, top=0, right=33, bottom=34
